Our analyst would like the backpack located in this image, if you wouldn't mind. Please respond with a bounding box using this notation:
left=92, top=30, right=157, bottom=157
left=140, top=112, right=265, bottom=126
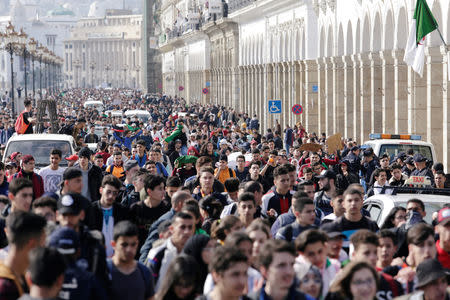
left=284, top=224, right=294, bottom=242
left=14, top=111, right=29, bottom=134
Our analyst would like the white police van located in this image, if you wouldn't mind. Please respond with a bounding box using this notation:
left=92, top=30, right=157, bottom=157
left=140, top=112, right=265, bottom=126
left=361, top=133, right=437, bottom=165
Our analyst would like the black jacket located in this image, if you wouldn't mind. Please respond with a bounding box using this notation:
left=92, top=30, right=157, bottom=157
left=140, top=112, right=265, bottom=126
left=75, top=163, right=104, bottom=202
left=88, top=201, right=130, bottom=231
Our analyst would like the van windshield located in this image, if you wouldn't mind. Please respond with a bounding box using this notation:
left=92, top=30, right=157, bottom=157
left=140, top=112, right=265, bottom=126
left=5, top=141, right=72, bottom=168
left=379, top=144, right=433, bottom=163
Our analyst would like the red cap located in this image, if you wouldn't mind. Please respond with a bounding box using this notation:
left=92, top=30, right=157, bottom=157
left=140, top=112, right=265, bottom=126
left=65, top=154, right=79, bottom=161
left=438, top=207, right=450, bottom=225
left=10, top=152, right=20, bottom=160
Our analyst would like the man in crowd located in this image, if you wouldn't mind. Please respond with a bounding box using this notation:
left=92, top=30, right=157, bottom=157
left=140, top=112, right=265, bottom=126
left=13, top=155, right=44, bottom=200
left=74, top=147, right=103, bottom=202
left=38, top=149, right=65, bottom=194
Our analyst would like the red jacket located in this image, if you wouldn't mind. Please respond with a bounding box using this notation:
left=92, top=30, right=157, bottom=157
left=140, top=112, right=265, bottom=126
left=13, top=170, right=44, bottom=200
left=437, top=240, right=450, bottom=269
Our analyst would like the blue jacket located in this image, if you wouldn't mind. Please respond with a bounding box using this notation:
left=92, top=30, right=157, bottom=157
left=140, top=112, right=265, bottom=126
left=113, top=130, right=142, bottom=150
left=0, top=177, right=8, bottom=196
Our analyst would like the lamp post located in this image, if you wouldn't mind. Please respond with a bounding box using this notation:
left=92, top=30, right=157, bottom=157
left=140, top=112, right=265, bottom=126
left=89, top=61, right=95, bottom=87
left=73, top=59, right=81, bottom=88
left=105, top=63, right=111, bottom=87
left=0, top=22, right=19, bottom=118
left=122, top=64, right=128, bottom=88
left=37, top=45, right=44, bottom=99
left=135, top=65, right=140, bottom=89
left=28, top=38, right=37, bottom=102
left=16, top=28, right=28, bottom=99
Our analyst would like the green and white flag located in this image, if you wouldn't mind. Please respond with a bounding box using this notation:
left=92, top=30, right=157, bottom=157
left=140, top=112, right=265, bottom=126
left=404, top=0, right=438, bottom=77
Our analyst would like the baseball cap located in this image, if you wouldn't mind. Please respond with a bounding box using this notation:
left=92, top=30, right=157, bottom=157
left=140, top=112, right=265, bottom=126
left=415, top=258, right=450, bottom=288
left=405, top=156, right=414, bottom=165
left=57, top=193, right=83, bottom=215
left=65, top=154, right=79, bottom=161
left=6, top=162, right=17, bottom=169
left=414, top=153, right=427, bottom=163
left=363, top=148, right=374, bottom=156
left=63, top=167, right=82, bottom=181
left=10, top=152, right=21, bottom=160
left=350, top=146, right=359, bottom=152
left=316, top=170, right=336, bottom=180
left=48, top=227, right=80, bottom=254
left=437, top=207, right=450, bottom=225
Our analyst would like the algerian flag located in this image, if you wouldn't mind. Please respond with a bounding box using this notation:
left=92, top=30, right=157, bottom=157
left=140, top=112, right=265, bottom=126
left=404, top=0, right=438, bottom=77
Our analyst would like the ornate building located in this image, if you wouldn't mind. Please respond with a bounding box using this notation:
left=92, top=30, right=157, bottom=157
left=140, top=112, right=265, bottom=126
left=63, top=13, right=143, bottom=89
left=160, top=0, right=450, bottom=169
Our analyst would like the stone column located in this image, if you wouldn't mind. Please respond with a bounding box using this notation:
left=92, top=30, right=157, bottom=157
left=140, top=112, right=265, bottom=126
left=304, top=60, right=318, bottom=133
left=257, top=65, right=264, bottom=123
left=442, top=46, right=450, bottom=170
left=358, top=53, right=371, bottom=142
left=369, top=51, right=383, bottom=134
left=294, top=61, right=302, bottom=125
left=332, top=56, right=344, bottom=134
left=380, top=50, right=395, bottom=133
left=239, top=66, right=244, bottom=112
left=408, top=64, right=427, bottom=137
left=426, top=46, right=444, bottom=165
left=324, top=57, right=333, bottom=135
left=232, top=66, right=240, bottom=110
left=393, top=49, right=408, bottom=133
left=343, top=55, right=354, bottom=139
left=316, top=58, right=325, bottom=134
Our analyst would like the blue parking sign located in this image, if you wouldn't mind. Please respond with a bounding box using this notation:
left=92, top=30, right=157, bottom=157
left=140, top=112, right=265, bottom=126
left=268, top=100, right=282, bottom=114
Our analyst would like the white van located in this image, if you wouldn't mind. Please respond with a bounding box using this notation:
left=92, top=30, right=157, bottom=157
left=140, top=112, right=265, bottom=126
left=361, top=133, right=437, bottom=165
left=124, top=110, right=151, bottom=123
left=3, top=134, right=76, bottom=169
left=83, top=100, right=104, bottom=112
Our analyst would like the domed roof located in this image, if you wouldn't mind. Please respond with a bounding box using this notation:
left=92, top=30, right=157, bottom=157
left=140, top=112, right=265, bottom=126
left=47, top=6, right=75, bottom=17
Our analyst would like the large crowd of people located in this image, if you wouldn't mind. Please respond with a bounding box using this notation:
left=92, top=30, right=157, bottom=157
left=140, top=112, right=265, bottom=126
left=0, top=88, right=449, bottom=300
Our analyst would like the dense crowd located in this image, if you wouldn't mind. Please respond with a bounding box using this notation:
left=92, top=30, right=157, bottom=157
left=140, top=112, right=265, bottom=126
left=0, top=88, right=449, bottom=300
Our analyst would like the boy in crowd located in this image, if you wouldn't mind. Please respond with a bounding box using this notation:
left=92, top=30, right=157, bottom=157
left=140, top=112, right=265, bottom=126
left=350, top=230, right=404, bottom=299
left=237, top=192, right=256, bottom=228
left=275, top=195, right=316, bottom=242
left=377, top=229, right=398, bottom=276
left=294, top=229, right=341, bottom=297
left=18, top=247, right=66, bottom=300
left=0, top=212, right=47, bottom=299
left=38, top=149, right=65, bottom=194
left=249, top=240, right=310, bottom=300
left=109, top=221, right=155, bottom=300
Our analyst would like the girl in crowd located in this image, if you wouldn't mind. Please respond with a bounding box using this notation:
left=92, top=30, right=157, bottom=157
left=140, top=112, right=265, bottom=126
left=155, top=255, right=200, bottom=300
left=296, top=265, right=323, bottom=300
left=245, top=219, right=270, bottom=269
left=327, top=261, right=379, bottom=300
left=199, top=196, right=223, bottom=235
left=380, top=207, right=407, bottom=230
left=210, top=215, right=242, bottom=245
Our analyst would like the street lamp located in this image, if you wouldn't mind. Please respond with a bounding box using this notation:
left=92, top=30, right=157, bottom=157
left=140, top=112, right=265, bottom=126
left=28, top=38, right=37, bottom=101
left=15, top=28, right=28, bottom=99
left=89, top=61, right=95, bottom=87
left=37, top=45, right=45, bottom=99
left=122, top=64, right=128, bottom=88
left=73, top=59, right=81, bottom=88
left=135, top=65, right=140, bottom=89
left=105, top=63, right=111, bottom=87
left=0, top=22, right=19, bottom=118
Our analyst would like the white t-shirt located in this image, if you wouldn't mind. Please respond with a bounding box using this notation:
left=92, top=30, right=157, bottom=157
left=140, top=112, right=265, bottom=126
left=38, top=166, right=66, bottom=193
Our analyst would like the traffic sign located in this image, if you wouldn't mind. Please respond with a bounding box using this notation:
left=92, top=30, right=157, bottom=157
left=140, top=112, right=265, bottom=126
left=178, top=86, right=184, bottom=91
left=292, top=104, right=303, bottom=115
left=202, top=88, right=209, bottom=94
left=268, top=100, right=282, bottom=114
left=206, top=81, right=211, bottom=87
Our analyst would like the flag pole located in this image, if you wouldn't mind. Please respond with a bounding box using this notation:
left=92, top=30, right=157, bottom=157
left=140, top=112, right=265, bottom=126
left=436, top=27, right=448, bottom=49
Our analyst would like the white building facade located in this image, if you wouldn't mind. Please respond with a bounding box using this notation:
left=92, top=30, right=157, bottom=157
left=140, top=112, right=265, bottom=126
left=160, top=0, right=450, bottom=170
left=63, top=14, right=144, bottom=89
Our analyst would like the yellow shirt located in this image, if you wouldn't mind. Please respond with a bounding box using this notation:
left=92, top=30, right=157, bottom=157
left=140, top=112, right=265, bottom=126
left=106, top=164, right=124, bottom=179
left=214, top=167, right=236, bottom=185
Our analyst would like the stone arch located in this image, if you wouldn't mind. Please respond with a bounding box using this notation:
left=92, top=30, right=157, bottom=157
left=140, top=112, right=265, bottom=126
left=362, top=15, right=370, bottom=52
left=373, top=12, right=382, bottom=51
left=384, top=9, right=394, bottom=50
left=319, top=26, right=325, bottom=57
left=346, top=21, right=353, bottom=55
left=337, top=23, right=344, bottom=56
left=430, top=1, right=442, bottom=46
left=355, top=19, right=360, bottom=53
left=396, top=6, right=408, bottom=49
left=327, top=24, right=334, bottom=57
